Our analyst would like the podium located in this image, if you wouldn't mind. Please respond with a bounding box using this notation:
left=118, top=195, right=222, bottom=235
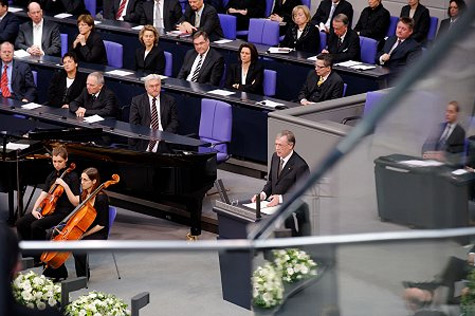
left=374, top=154, right=474, bottom=229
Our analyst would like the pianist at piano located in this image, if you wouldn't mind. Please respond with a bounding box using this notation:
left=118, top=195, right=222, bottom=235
left=15, top=146, right=80, bottom=266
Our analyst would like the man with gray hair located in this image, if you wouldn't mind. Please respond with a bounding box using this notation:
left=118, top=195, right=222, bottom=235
left=129, top=74, right=179, bottom=136
left=321, top=13, right=360, bottom=63
left=69, top=72, right=118, bottom=117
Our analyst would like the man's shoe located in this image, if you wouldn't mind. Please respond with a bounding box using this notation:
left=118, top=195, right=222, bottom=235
left=186, top=233, right=199, bottom=241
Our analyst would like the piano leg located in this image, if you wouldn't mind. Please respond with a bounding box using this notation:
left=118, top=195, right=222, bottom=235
left=186, top=189, right=208, bottom=236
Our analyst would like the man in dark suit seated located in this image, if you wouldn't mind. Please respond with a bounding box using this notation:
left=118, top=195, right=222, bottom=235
left=251, top=130, right=310, bottom=236
left=376, top=17, right=421, bottom=74
left=354, top=0, right=390, bottom=43
left=176, top=0, right=224, bottom=41
left=177, top=31, right=224, bottom=86
left=311, top=0, right=353, bottom=33
left=136, top=0, right=183, bottom=31
left=129, top=74, right=179, bottom=135
left=422, top=100, right=466, bottom=162
left=69, top=72, right=118, bottom=117
left=321, top=13, right=360, bottom=63
left=15, top=2, right=61, bottom=56
left=0, top=0, right=20, bottom=44
left=103, top=0, right=142, bottom=22
left=298, top=54, right=344, bottom=106
left=0, top=42, right=37, bottom=102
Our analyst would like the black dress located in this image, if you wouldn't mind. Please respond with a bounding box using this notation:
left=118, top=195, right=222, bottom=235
left=71, top=31, right=108, bottom=65
left=133, top=46, right=166, bottom=75
left=226, top=0, right=266, bottom=30
left=225, top=62, right=264, bottom=94
left=280, top=23, right=320, bottom=54
left=47, top=71, right=88, bottom=108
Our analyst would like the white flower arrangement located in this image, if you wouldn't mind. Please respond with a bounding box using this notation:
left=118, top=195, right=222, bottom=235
left=272, top=248, right=318, bottom=283
left=12, top=270, right=61, bottom=310
left=252, top=262, right=284, bottom=309
left=65, top=291, right=130, bottom=316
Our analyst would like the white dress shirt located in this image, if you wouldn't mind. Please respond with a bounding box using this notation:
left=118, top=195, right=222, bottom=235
left=32, top=19, right=44, bottom=53
left=186, top=47, right=209, bottom=81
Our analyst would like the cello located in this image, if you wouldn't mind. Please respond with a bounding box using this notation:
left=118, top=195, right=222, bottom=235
left=37, top=163, right=76, bottom=216
left=41, top=174, right=120, bottom=269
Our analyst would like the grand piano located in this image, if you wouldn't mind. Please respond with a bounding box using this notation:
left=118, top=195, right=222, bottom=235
left=0, top=100, right=217, bottom=236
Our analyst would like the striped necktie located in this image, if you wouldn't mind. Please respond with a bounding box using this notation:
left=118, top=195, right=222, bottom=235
left=1, top=65, right=11, bottom=98
left=148, top=97, right=159, bottom=151
left=116, top=0, right=127, bottom=19
left=191, top=54, right=203, bottom=82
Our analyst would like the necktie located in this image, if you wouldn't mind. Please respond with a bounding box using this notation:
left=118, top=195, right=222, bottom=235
left=277, top=158, right=284, bottom=178
left=325, top=3, right=336, bottom=29
left=438, top=123, right=452, bottom=149
left=1, top=65, right=11, bottom=98
left=317, top=76, right=324, bottom=87
left=91, top=94, right=96, bottom=102
left=191, top=54, right=203, bottom=82
left=148, top=97, right=159, bottom=151
left=195, top=12, right=200, bottom=28
left=116, top=0, right=127, bottom=19
left=154, top=0, right=162, bottom=29
left=389, top=39, right=401, bottom=55
left=337, top=37, right=343, bottom=49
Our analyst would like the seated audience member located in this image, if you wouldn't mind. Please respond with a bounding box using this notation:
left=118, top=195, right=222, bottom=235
left=251, top=130, right=310, bottom=236
left=437, top=0, right=466, bottom=39
left=321, top=14, right=360, bottom=63
left=134, top=25, right=165, bottom=75
left=176, top=0, right=224, bottom=41
left=177, top=31, right=224, bottom=86
left=47, top=52, right=88, bottom=108
left=15, top=2, right=61, bottom=56
left=354, top=0, right=390, bottom=42
left=225, top=42, right=263, bottom=94
left=104, top=0, right=142, bottom=22
left=226, top=0, right=265, bottom=30
left=280, top=5, right=320, bottom=54
left=69, top=72, right=118, bottom=117
left=0, top=0, right=20, bottom=44
left=376, top=17, right=421, bottom=72
left=130, top=74, right=179, bottom=135
left=422, top=101, right=465, bottom=161
left=71, top=14, right=108, bottom=65
left=0, top=42, right=37, bottom=102
left=41, top=0, right=87, bottom=16
left=269, top=0, right=302, bottom=35
left=311, top=0, right=353, bottom=33
left=297, top=54, right=344, bottom=105
left=136, top=0, right=183, bottom=31
left=400, top=0, right=430, bottom=43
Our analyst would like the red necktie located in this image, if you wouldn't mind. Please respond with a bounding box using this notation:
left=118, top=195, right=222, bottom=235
left=1, top=65, right=11, bottom=98
left=116, top=0, right=127, bottom=19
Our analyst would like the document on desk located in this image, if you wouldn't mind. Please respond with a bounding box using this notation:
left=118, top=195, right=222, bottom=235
left=132, top=25, right=144, bottom=30
left=268, top=47, right=293, bottom=54
left=14, top=50, right=30, bottom=58
left=8, top=7, right=23, bottom=13
left=106, top=70, right=134, bottom=77
left=351, top=64, right=376, bottom=70
left=335, top=60, right=363, bottom=68
left=214, top=39, right=233, bottom=44
left=307, top=55, right=318, bottom=61
left=243, top=201, right=280, bottom=215
left=452, top=169, right=469, bottom=175
left=83, top=115, right=104, bottom=123
left=1, top=143, right=30, bottom=151
left=54, top=13, right=73, bottom=19
left=399, top=160, right=444, bottom=167
left=94, top=21, right=102, bottom=25
left=257, top=99, right=285, bottom=108
left=21, top=102, right=42, bottom=110
left=207, top=89, right=235, bottom=96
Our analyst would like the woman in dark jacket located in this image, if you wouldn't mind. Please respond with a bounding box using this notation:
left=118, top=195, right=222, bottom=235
left=71, top=14, right=108, bottom=65
left=226, top=42, right=263, bottom=94
left=280, top=5, right=320, bottom=54
left=47, top=52, right=87, bottom=108
left=437, top=0, right=466, bottom=39
left=400, top=0, right=430, bottom=43
left=133, top=25, right=166, bottom=75
left=226, top=0, right=266, bottom=30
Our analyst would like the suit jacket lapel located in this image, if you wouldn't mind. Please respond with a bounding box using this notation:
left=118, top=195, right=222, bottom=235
left=144, top=94, right=152, bottom=126
left=278, top=153, right=295, bottom=180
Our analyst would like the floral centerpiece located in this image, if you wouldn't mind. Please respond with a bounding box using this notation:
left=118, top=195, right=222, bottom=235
left=252, top=262, right=284, bottom=309
left=65, top=291, right=130, bottom=316
left=12, top=270, right=61, bottom=310
left=272, top=248, right=318, bottom=283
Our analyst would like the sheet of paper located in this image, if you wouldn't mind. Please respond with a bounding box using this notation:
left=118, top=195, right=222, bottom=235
left=399, top=160, right=444, bottom=167
left=14, top=50, right=30, bottom=58
left=54, top=13, right=73, bottom=19
left=8, top=7, right=23, bottom=13
left=214, top=39, right=233, bottom=44
left=207, top=89, right=235, bottom=96
left=335, top=60, right=363, bottom=67
left=106, top=70, right=134, bottom=77
left=2, top=143, right=30, bottom=150
left=351, top=64, right=376, bottom=70
left=94, top=21, right=102, bottom=25
left=452, top=169, right=469, bottom=175
left=257, top=99, right=284, bottom=108
left=132, top=25, right=144, bottom=30
left=83, top=114, right=104, bottom=123
left=243, top=201, right=280, bottom=215
left=268, top=47, right=292, bottom=54
left=21, top=102, right=42, bottom=110
left=307, top=55, right=317, bottom=61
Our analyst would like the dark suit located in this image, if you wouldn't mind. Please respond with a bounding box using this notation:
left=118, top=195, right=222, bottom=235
left=326, top=28, right=360, bottom=62
left=376, top=36, right=421, bottom=72
left=47, top=70, right=87, bottom=108
left=134, top=46, right=166, bottom=75
left=400, top=3, right=430, bottom=43
left=40, top=0, right=87, bottom=16
left=15, top=19, right=61, bottom=56
left=129, top=93, right=179, bottom=133
left=271, top=0, right=301, bottom=24
left=226, top=0, right=266, bottom=30
left=71, top=31, right=108, bottom=65
left=178, top=4, right=224, bottom=41
left=437, top=18, right=458, bottom=39
left=297, top=70, right=344, bottom=103
left=311, top=0, right=353, bottom=30
left=1, top=61, right=37, bottom=101
left=104, top=0, right=142, bottom=21
left=177, top=48, right=224, bottom=86
left=0, top=12, right=20, bottom=44
left=69, top=86, right=118, bottom=117
left=137, top=0, right=182, bottom=31
left=354, top=4, right=390, bottom=42
left=225, top=62, right=264, bottom=94
left=280, top=23, right=320, bottom=54
left=422, top=122, right=466, bottom=154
